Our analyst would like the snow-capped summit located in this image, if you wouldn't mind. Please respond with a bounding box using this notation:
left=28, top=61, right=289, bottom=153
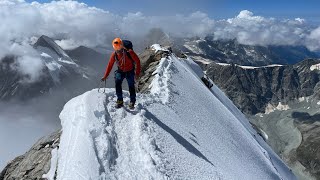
left=34, top=35, right=75, bottom=65
left=34, top=35, right=81, bottom=84
left=1, top=45, right=296, bottom=179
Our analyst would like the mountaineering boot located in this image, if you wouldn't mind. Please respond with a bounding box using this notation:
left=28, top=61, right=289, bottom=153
left=115, top=100, right=124, bottom=108
left=128, top=101, right=135, bottom=110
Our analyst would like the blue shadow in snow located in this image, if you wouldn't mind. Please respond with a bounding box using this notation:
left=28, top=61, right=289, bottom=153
left=144, top=109, right=214, bottom=166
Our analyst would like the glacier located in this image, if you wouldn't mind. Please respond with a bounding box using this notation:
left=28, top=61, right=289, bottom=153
left=51, top=47, right=296, bottom=179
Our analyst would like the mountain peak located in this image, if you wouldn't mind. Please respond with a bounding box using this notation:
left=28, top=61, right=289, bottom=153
left=34, top=35, right=73, bottom=63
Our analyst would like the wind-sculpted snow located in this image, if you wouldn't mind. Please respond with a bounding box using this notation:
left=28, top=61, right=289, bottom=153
left=57, top=89, right=166, bottom=180
left=55, top=50, right=296, bottom=179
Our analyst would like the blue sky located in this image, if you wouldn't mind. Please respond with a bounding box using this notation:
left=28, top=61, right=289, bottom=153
left=27, top=0, right=320, bottom=22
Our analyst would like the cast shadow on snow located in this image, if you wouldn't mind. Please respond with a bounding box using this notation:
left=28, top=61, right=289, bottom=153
left=143, top=109, right=214, bottom=166
left=94, top=110, right=104, bottom=119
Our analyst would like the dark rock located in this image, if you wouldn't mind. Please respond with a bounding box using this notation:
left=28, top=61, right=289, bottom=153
left=201, top=76, right=213, bottom=89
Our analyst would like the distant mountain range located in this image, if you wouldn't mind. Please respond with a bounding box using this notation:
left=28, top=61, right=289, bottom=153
left=2, top=31, right=319, bottom=101
left=174, top=35, right=319, bottom=66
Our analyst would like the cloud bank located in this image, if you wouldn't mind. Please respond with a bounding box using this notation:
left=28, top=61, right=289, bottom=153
left=306, top=27, right=320, bottom=51
left=1, top=0, right=318, bottom=50
left=214, top=10, right=312, bottom=46
left=0, top=0, right=320, bottom=59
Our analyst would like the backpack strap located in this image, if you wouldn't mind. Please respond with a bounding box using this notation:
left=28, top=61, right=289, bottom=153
left=114, top=51, right=119, bottom=70
left=126, top=50, right=134, bottom=64
left=114, top=50, right=134, bottom=66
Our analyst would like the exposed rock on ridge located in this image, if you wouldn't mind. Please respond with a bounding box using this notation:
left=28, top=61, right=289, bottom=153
left=0, top=130, right=61, bottom=180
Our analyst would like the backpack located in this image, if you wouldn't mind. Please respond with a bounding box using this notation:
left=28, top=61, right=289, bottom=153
left=122, top=40, right=133, bottom=50
left=114, top=40, right=134, bottom=68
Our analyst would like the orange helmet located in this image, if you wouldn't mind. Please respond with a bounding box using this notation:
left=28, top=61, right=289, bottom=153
left=112, top=37, right=123, bottom=51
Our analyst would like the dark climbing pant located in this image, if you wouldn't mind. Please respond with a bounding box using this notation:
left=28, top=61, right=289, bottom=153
left=115, top=69, right=136, bottom=103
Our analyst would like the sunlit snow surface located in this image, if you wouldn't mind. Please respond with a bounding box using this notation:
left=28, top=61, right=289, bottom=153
left=151, top=44, right=163, bottom=52
left=55, top=48, right=296, bottom=179
left=42, top=147, right=58, bottom=180
left=310, top=63, right=320, bottom=71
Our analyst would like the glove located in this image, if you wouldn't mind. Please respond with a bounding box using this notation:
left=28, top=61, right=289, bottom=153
left=101, top=77, right=107, bottom=81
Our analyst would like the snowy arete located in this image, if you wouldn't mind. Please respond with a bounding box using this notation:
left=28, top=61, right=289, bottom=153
left=48, top=45, right=296, bottom=180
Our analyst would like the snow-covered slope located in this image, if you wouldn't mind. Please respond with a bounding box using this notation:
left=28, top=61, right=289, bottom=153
left=52, top=47, right=296, bottom=179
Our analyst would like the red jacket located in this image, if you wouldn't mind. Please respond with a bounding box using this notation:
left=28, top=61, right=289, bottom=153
left=103, top=49, right=141, bottom=79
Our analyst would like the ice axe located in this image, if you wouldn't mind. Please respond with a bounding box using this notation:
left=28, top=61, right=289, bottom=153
left=98, top=80, right=106, bottom=93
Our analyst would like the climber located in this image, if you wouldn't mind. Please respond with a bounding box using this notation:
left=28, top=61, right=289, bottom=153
left=101, top=38, right=141, bottom=109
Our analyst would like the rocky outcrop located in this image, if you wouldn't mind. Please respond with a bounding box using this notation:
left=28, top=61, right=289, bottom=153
left=137, top=46, right=171, bottom=93
left=0, top=130, right=61, bottom=180
left=205, top=59, right=320, bottom=115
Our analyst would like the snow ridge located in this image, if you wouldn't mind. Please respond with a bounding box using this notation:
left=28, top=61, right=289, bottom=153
left=57, top=89, right=167, bottom=180
left=54, top=46, right=296, bottom=179
left=149, top=57, right=172, bottom=104
left=105, top=95, right=166, bottom=179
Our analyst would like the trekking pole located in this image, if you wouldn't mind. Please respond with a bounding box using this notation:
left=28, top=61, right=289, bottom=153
left=98, top=81, right=103, bottom=93
left=98, top=80, right=106, bottom=93
left=104, top=80, right=106, bottom=93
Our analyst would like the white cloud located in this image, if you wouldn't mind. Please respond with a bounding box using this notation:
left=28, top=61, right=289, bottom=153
left=0, top=40, right=44, bottom=83
left=12, top=55, right=44, bottom=83
left=0, top=1, right=320, bottom=71
left=214, top=10, right=312, bottom=47
left=306, top=27, right=320, bottom=51
left=0, top=1, right=216, bottom=50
